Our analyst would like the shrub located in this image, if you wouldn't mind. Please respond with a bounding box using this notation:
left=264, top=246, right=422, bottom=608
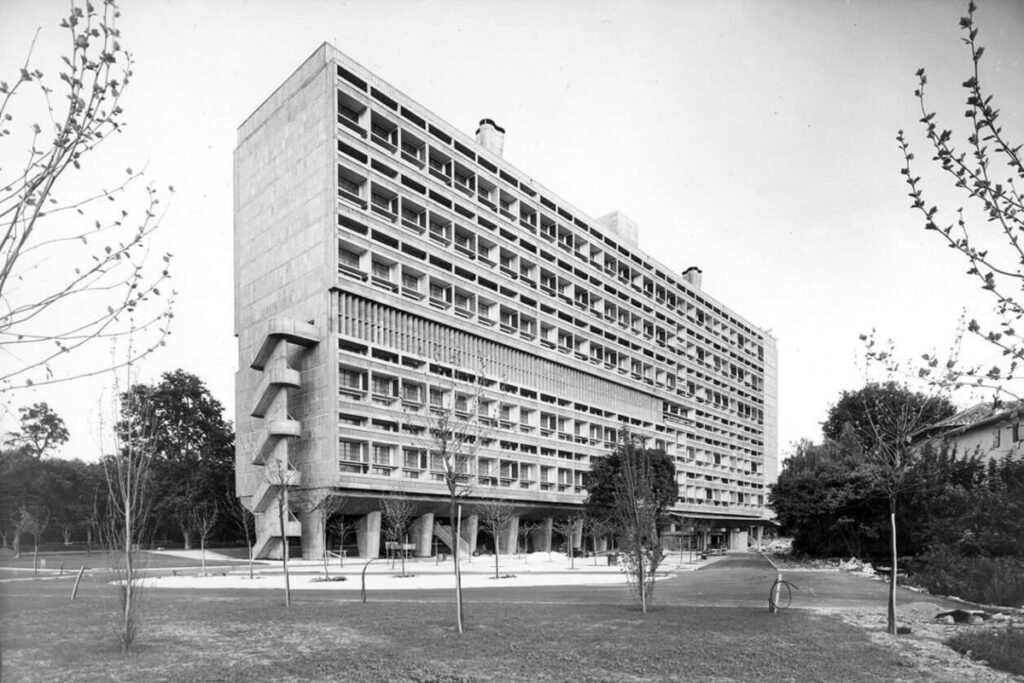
left=946, top=630, right=1024, bottom=677
left=909, top=547, right=1024, bottom=607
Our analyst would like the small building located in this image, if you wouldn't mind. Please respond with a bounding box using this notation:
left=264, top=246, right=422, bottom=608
left=916, top=401, right=1024, bottom=462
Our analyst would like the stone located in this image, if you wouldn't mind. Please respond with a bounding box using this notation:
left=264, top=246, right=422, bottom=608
left=989, top=612, right=1007, bottom=622
left=936, top=615, right=954, bottom=625
left=966, top=615, right=984, bottom=625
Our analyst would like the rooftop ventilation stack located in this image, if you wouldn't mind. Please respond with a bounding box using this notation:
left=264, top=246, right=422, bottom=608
left=475, top=118, right=505, bottom=157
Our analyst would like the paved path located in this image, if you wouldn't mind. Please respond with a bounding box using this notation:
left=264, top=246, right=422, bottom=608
left=111, top=552, right=970, bottom=615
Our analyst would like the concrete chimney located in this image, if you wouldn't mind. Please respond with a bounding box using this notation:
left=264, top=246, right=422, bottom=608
left=682, top=267, right=703, bottom=289
left=475, top=118, right=505, bottom=157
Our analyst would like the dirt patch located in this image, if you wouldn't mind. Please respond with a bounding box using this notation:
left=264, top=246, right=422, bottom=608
left=809, top=601, right=1024, bottom=682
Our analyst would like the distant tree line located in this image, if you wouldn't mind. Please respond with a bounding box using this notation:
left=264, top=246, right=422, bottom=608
left=0, top=370, right=237, bottom=553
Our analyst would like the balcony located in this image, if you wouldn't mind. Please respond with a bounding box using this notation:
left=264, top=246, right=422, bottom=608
left=337, top=114, right=367, bottom=138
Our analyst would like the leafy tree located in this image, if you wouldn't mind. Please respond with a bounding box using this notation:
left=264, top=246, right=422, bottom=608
left=584, top=433, right=678, bottom=613
left=769, top=428, right=887, bottom=557
left=0, top=0, right=174, bottom=391
left=895, top=2, right=1024, bottom=397
left=118, top=369, right=234, bottom=548
left=584, top=437, right=678, bottom=521
left=4, top=403, right=69, bottom=458
left=823, top=383, right=955, bottom=452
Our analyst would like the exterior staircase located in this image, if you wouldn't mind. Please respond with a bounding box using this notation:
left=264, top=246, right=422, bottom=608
left=248, top=318, right=318, bottom=559
left=433, top=522, right=470, bottom=556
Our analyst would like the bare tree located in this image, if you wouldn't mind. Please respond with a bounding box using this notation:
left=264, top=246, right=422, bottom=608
left=189, top=501, right=218, bottom=577
left=552, top=515, right=582, bottom=571
left=380, top=494, right=416, bottom=577
left=584, top=511, right=613, bottom=566
left=264, top=460, right=298, bottom=607
left=478, top=499, right=514, bottom=579
left=517, top=520, right=537, bottom=562
left=409, top=361, right=493, bottom=633
left=329, top=511, right=352, bottom=569
left=223, top=491, right=255, bottom=579
left=0, top=1, right=175, bottom=391
left=100, top=383, right=155, bottom=654
left=857, top=346, right=951, bottom=636
left=295, top=491, right=348, bottom=579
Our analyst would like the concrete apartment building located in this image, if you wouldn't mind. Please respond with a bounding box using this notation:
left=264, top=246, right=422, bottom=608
left=234, top=45, right=779, bottom=560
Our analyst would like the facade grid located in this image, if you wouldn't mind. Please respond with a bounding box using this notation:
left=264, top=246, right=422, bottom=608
left=234, top=44, right=779, bottom=560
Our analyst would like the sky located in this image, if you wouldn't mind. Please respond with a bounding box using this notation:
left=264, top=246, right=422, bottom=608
left=1, top=0, right=1023, bottom=462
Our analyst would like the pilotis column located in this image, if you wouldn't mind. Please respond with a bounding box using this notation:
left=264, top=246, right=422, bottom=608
left=357, top=511, right=381, bottom=559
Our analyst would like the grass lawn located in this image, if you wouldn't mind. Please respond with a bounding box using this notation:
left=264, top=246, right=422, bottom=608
left=2, top=577, right=935, bottom=682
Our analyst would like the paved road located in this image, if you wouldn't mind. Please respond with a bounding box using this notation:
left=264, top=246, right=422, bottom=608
left=125, top=553, right=968, bottom=613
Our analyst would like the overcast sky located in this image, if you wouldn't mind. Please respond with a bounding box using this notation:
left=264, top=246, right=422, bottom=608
left=2, top=0, right=1023, bottom=462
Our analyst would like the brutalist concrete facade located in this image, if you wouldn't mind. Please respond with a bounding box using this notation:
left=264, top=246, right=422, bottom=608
left=235, top=45, right=779, bottom=560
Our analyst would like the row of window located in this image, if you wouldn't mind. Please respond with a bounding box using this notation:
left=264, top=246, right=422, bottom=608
left=338, top=237, right=768, bottom=426
left=338, top=156, right=767, bottom=381
left=333, top=69, right=766, bottom=351
left=336, top=291, right=766, bottom=470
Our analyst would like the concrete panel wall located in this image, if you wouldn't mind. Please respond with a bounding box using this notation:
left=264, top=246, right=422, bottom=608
left=234, top=46, right=336, bottom=503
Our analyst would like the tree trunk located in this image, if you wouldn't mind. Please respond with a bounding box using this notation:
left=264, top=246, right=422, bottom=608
left=123, top=493, right=134, bottom=653
left=181, top=524, right=193, bottom=551
left=322, top=528, right=330, bottom=579
left=13, top=531, right=21, bottom=558
left=888, top=499, right=898, bottom=636
left=86, top=527, right=92, bottom=555
left=63, top=526, right=73, bottom=546
left=494, top=527, right=500, bottom=579
left=279, top=493, right=291, bottom=608
left=451, top=497, right=463, bottom=633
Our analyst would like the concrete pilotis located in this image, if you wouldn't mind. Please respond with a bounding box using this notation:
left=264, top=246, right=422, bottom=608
left=357, top=511, right=382, bottom=558
left=460, top=514, right=479, bottom=555
left=570, top=523, right=583, bottom=552
left=300, top=505, right=325, bottom=560
left=411, top=513, right=434, bottom=557
left=540, top=517, right=553, bottom=552
left=501, top=515, right=519, bottom=555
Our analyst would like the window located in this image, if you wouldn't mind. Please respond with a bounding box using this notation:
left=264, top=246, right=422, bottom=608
left=339, top=440, right=364, bottom=462
left=1013, top=423, right=1021, bottom=443
left=404, top=448, right=426, bottom=470
left=339, top=367, right=364, bottom=391
left=372, top=445, right=392, bottom=466
left=402, top=272, right=420, bottom=290
left=371, top=261, right=391, bottom=280
left=339, top=247, right=361, bottom=269
left=372, top=376, right=395, bottom=397
left=994, top=428, right=1002, bottom=448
